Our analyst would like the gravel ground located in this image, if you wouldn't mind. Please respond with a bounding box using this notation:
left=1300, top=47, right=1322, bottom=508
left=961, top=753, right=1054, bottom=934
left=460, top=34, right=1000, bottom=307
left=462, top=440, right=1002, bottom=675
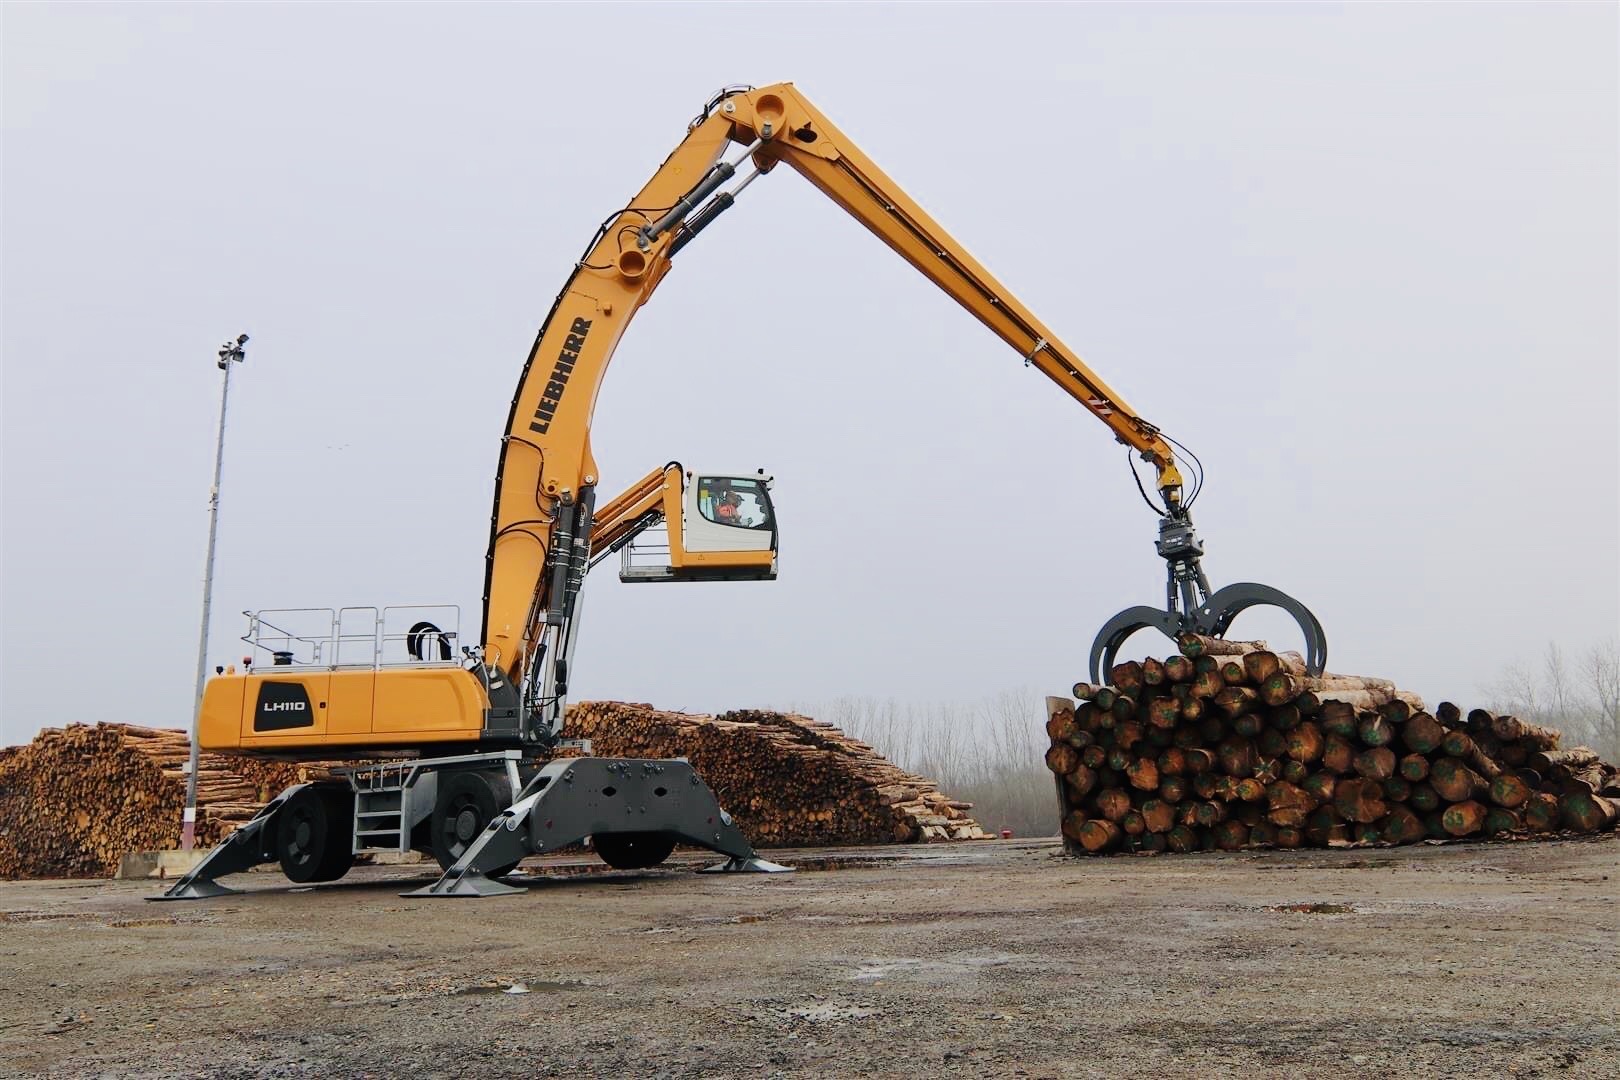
left=1, top=836, right=1616, bottom=1078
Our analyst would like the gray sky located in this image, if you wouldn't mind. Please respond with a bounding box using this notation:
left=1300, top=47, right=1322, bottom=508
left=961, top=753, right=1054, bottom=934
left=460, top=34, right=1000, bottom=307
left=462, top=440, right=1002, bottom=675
left=3, top=3, right=1616, bottom=747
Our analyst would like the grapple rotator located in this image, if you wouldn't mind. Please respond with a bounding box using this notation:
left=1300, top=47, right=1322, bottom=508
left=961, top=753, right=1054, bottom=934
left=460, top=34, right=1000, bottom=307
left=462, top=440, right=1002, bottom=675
left=1088, top=507, right=1327, bottom=684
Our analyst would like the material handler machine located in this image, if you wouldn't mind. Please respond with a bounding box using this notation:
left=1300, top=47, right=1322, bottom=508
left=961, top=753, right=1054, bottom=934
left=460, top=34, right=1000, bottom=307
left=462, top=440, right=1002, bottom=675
left=159, top=82, right=1325, bottom=901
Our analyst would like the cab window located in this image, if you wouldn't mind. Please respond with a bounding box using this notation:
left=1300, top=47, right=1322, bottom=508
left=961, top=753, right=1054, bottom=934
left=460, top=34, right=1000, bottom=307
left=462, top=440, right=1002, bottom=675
left=697, top=477, right=772, bottom=530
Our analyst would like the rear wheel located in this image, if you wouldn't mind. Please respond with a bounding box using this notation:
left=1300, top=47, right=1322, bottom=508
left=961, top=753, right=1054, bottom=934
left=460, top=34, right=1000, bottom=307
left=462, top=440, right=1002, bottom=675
left=593, top=831, right=677, bottom=870
left=276, top=786, right=354, bottom=884
left=431, top=770, right=520, bottom=877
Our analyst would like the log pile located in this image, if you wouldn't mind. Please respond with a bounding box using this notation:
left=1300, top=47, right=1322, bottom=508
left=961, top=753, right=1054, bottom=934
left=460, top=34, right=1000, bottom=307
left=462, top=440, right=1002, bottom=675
left=1048, top=636, right=1620, bottom=856
left=564, top=701, right=991, bottom=845
left=0, top=724, right=335, bottom=879
left=0, top=704, right=988, bottom=878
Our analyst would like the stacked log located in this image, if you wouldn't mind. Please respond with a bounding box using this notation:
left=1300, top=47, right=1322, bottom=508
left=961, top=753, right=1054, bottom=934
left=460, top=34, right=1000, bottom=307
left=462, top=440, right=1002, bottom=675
left=563, top=702, right=991, bottom=846
left=0, top=724, right=335, bottom=879
left=1050, top=636, right=1620, bottom=856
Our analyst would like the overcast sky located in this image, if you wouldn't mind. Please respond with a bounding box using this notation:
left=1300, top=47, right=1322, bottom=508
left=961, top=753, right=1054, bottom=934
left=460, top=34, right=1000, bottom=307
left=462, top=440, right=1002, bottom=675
left=3, top=3, right=1616, bottom=747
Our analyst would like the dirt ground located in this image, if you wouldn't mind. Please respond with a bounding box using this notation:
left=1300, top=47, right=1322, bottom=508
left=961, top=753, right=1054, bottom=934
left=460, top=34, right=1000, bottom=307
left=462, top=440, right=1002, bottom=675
left=1, top=836, right=1616, bottom=1079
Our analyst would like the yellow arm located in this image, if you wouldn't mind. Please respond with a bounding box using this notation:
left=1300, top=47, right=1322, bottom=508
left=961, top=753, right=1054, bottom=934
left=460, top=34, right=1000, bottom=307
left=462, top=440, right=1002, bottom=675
left=483, top=83, right=1184, bottom=690
left=588, top=463, right=683, bottom=557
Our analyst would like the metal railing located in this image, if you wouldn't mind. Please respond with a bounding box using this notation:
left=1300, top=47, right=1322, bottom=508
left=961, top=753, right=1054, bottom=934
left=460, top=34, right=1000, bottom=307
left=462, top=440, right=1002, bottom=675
left=619, top=526, right=674, bottom=577
left=239, top=605, right=464, bottom=670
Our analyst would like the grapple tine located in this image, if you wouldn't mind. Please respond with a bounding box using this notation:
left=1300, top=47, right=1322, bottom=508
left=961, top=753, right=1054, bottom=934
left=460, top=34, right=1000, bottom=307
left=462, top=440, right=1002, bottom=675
left=1090, top=508, right=1327, bottom=683
left=1089, top=605, right=1188, bottom=684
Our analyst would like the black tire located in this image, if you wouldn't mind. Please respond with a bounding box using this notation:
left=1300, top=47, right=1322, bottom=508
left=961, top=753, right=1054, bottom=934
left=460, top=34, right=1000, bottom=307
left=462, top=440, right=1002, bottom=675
left=431, top=770, right=519, bottom=877
left=593, top=831, right=677, bottom=870
left=276, top=786, right=354, bottom=884
left=316, top=787, right=356, bottom=882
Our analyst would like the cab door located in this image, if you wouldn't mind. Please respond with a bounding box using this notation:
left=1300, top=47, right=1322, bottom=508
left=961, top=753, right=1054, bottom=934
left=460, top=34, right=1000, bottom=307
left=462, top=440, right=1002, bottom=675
left=685, top=474, right=777, bottom=553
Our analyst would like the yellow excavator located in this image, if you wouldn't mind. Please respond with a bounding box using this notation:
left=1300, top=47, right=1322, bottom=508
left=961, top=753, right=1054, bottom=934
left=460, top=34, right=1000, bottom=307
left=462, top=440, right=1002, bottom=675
left=158, top=82, right=1324, bottom=901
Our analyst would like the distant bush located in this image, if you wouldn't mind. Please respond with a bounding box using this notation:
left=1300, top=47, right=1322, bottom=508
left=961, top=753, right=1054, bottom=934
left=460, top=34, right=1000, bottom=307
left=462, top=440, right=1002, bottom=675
left=1484, top=640, right=1619, bottom=763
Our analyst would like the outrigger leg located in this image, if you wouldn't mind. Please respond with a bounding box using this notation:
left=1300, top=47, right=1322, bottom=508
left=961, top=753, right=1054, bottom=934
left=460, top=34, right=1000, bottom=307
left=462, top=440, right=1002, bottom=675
left=148, top=784, right=309, bottom=901
left=403, top=757, right=791, bottom=898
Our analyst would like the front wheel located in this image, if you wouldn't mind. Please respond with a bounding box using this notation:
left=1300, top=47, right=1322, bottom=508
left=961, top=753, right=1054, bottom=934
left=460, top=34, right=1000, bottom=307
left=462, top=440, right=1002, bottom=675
left=275, top=786, right=354, bottom=884
left=593, top=831, right=676, bottom=870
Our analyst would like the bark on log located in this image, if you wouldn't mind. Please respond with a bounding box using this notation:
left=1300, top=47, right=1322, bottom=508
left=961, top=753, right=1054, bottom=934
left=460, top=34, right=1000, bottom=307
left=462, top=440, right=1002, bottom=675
left=1177, top=634, right=1269, bottom=659
left=1529, top=748, right=1600, bottom=772
left=1560, top=793, right=1620, bottom=832
left=1440, top=732, right=1502, bottom=780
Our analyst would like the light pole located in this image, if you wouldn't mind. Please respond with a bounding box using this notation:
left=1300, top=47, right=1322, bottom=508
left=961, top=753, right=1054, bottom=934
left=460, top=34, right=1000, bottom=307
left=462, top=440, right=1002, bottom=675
left=182, top=333, right=248, bottom=851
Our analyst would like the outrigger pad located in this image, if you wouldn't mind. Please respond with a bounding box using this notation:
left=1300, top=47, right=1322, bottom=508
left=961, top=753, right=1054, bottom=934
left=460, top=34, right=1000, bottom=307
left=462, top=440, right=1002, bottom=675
left=404, top=757, right=790, bottom=898
left=403, top=869, right=526, bottom=898
left=150, top=878, right=242, bottom=901
left=147, top=784, right=305, bottom=902
left=699, top=857, right=795, bottom=873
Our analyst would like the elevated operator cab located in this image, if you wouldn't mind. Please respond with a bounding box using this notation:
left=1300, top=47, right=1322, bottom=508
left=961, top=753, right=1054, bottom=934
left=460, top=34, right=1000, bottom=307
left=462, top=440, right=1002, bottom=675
left=617, top=470, right=778, bottom=583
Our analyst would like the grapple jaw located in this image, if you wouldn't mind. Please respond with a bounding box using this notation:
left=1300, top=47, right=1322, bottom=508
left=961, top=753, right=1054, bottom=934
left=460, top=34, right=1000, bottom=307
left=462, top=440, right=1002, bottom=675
left=1088, top=512, right=1327, bottom=683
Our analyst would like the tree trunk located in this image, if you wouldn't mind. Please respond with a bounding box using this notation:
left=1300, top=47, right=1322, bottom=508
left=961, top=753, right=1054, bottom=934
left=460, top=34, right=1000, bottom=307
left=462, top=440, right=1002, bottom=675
left=1401, top=712, right=1447, bottom=755
left=1559, top=793, right=1620, bottom=832
left=1333, top=778, right=1387, bottom=824
left=1442, top=800, right=1487, bottom=837
left=1430, top=757, right=1489, bottom=802
left=1353, top=747, right=1397, bottom=782
left=1487, top=773, right=1533, bottom=809
left=1177, top=634, right=1269, bottom=659
left=1078, top=819, right=1122, bottom=852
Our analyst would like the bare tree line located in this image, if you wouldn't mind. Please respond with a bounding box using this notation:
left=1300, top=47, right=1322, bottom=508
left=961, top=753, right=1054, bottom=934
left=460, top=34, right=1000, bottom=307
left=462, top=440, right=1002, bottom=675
left=783, top=690, right=1058, bottom=838
left=1483, top=640, right=1619, bottom=763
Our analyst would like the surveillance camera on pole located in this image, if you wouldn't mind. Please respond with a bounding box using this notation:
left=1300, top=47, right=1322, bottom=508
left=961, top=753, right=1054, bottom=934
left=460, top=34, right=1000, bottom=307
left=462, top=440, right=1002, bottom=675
left=183, top=333, right=249, bottom=850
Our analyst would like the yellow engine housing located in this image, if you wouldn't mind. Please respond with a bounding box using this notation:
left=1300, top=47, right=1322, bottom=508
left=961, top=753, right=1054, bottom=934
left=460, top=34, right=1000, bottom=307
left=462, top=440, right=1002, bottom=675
left=199, top=666, right=491, bottom=757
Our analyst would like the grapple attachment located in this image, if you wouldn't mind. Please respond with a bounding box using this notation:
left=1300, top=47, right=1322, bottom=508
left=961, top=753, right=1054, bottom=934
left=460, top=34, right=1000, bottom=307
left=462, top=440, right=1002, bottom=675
left=1088, top=511, right=1326, bottom=683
